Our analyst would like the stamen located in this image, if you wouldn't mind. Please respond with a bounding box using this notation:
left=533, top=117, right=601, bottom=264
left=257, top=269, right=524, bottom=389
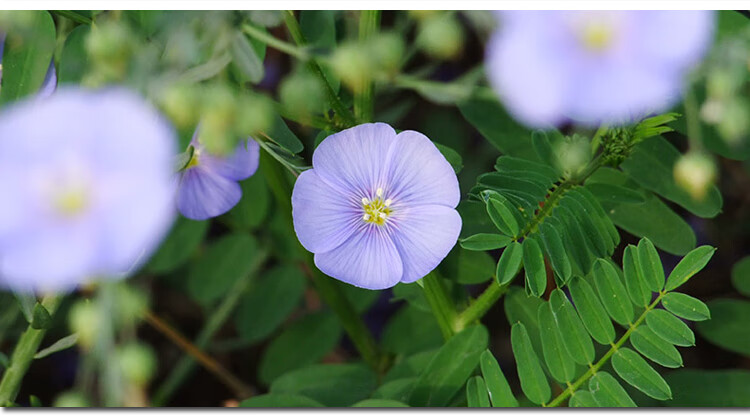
left=376, top=187, right=384, bottom=197
left=363, top=213, right=371, bottom=221
left=362, top=197, right=370, bottom=205
left=384, top=199, right=392, bottom=207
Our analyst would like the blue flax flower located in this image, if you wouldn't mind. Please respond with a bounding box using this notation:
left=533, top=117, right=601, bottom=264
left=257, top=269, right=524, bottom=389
left=292, top=123, right=462, bottom=290
left=0, top=88, right=177, bottom=292
left=176, top=129, right=260, bottom=220
left=486, top=11, right=715, bottom=127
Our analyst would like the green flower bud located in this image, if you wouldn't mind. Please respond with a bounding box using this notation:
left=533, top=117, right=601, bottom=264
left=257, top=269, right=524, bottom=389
left=674, top=151, right=717, bottom=201
left=85, top=21, right=134, bottom=82
left=555, top=134, right=591, bottom=178
left=369, top=32, right=405, bottom=76
left=236, top=94, right=273, bottom=137
left=160, top=84, right=200, bottom=130
left=200, top=85, right=237, bottom=155
left=279, top=70, right=326, bottom=118
left=716, top=98, right=750, bottom=144
left=54, top=391, right=90, bottom=408
left=331, top=42, right=373, bottom=93
left=417, top=14, right=464, bottom=60
left=117, top=342, right=157, bottom=387
left=68, top=300, right=101, bottom=350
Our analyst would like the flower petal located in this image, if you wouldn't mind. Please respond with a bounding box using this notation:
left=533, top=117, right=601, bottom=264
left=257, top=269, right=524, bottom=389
left=201, top=139, right=260, bottom=181
left=292, top=169, right=361, bottom=254
left=312, top=122, right=397, bottom=196
left=314, top=227, right=403, bottom=290
left=389, top=205, right=462, bottom=283
left=383, top=130, right=461, bottom=208
left=176, top=167, right=242, bottom=220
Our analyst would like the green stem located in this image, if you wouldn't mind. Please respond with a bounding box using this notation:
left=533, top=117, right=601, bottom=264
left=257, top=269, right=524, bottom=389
left=242, top=23, right=309, bottom=61
left=0, top=295, right=63, bottom=406
left=151, top=251, right=267, bottom=406
left=50, top=10, right=93, bottom=25
left=547, top=291, right=667, bottom=407
left=684, top=87, right=703, bottom=151
left=421, top=271, right=459, bottom=340
left=262, top=152, right=385, bottom=373
left=283, top=11, right=358, bottom=127
left=453, top=281, right=509, bottom=333
left=355, top=11, right=380, bottom=122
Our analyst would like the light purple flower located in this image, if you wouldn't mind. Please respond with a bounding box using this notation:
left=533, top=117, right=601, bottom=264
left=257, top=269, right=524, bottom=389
left=486, top=11, right=715, bottom=127
left=0, top=88, right=177, bottom=292
left=176, top=129, right=260, bottom=220
left=291, top=123, right=461, bottom=290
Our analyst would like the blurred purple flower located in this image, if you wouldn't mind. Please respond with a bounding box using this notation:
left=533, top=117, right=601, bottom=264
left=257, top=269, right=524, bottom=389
left=0, top=88, right=177, bottom=292
left=486, top=11, right=715, bottom=127
left=176, top=129, right=260, bottom=220
left=292, top=123, right=461, bottom=290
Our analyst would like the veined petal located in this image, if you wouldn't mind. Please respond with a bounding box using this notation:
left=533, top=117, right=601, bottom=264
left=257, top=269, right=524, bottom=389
left=200, top=139, right=260, bottom=181
left=312, top=122, right=397, bottom=196
left=383, top=130, right=461, bottom=208
left=292, top=169, right=361, bottom=254
left=635, top=11, right=714, bottom=71
left=389, top=205, right=462, bottom=283
left=176, top=166, right=242, bottom=220
left=315, top=227, right=403, bottom=290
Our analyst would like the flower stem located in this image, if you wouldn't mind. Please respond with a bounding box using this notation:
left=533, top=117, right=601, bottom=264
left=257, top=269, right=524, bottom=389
left=0, top=294, right=63, bottom=406
left=546, top=290, right=667, bottom=407
left=241, top=23, right=309, bottom=61
left=453, top=281, right=509, bottom=333
left=283, top=11, right=358, bottom=127
left=421, top=271, right=459, bottom=340
left=151, top=250, right=267, bottom=405
left=354, top=11, right=380, bottom=122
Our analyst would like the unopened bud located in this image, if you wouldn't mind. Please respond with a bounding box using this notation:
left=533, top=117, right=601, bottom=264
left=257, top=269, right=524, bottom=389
left=674, top=152, right=717, bottom=201
left=279, top=70, right=326, bottom=118
left=68, top=300, right=101, bottom=350
left=331, top=42, right=373, bottom=93
left=417, top=14, right=464, bottom=60
left=117, top=342, right=157, bottom=387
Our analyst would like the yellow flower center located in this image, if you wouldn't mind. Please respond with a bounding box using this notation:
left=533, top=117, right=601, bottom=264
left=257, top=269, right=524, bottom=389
left=54, top=187, right=89, bottom=217
left=361, top=188, right=393, bottom=226
left=580, top=23, right=614, bottom=52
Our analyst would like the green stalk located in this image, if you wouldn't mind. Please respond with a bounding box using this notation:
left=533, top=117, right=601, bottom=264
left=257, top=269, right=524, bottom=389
left=261, top=150, right=385, bottom=373
left=453, top=281, right=508, bottom=333
left=242, top=24, right=309, bottom=61
left=151, top=251, right=267, bottom=406
left=421, top=271, right=459, bottom=340
left=546, top=291, right=667, bottom=407
left=283, top=11, right=358, bottom=127
left=0, top=295, right=63, bottom=406
left=354, top=11, right=380, bottom=122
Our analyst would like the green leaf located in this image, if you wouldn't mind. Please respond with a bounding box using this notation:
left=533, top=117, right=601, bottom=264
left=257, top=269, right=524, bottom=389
left=479, top=350, right=518, bottom=407
left=239, top=393, right=325, bottom=407
left=569, top=390, right=598, bottom=407
left=458, top=97, right=535, bottom=160
left=496, top=241, right=523, bottom=286
left=696, top=299, right=750, bottom=357
left=34, top=334, right=78, bottom=360
left=588, top=372, right=636, bottom=407
left=146, top=217, right=208, bottom=274
left=456, top=247, right=496, bottom=285
left=622, top=245, right=652, bottom=307
left=612, top=348, right=672, bottom=400
left=459, top=233, right=511, bottom=251
left=435, top=142, right=464, bottom=174
left=258, top=312, right=342, bottom=385
left=731, top=256, right=750, bottom=297
left=504, top=287, right=544, bottom=359
left=562, top=195, right=608, bottom=257
left=186, top=233, right=259, bottom=305
left=381, top=306, right=443, bottom=356
left=539, top=222, right=572, bottom=285
left=593, top=259, right=635, bottom=326
left=0, top=11, right=56, bottom=104
left=549, top=289, right=595, bottom=366
left=510, top=322, right=550, bottom=406
left=662, top=292, right=710, bottom=321
left=645, top=309, right=695, bottom=347
left=568, top=276, right=615, bottom=344
left=372, top=378, right=415, bottom=403
left=268, top=115, right=304, bottom=154
left=531, top=130, right=561, bottom=173
left=522, top=237, right=547, bottom=297
left=605, top=193, right=696, bottom=256
left=637, top=238, right=665, bottom=292
left=466, top=376, right=491, bottom=407
left=585, top=182, right=645, bottom=204
left=231, top=31, right=264, bottom=83
left=383, top=349, right=437, bottom=383
left=270, top=363, right=377, bottom=407
left=58, top=25, right=90, bottom=84
left=664, top=245, right=716, bottom=291
left=351, top=399, right=410, bottom=408
left=537, top=302, right=576, bottom=383
left=226, top=173, right=270, bottom=230
left=664, top=369, right=750, bottom=407
left=409, top=325, right=488, bottom=407
left=30, top=303, right=52, bottom=330
left=621, top=136, right=722, bottom=218
left=235, top=265, right=306, bottom=343
left=484, top=194, right=520, bottom=237
left=630, top=325, right=683, bottom=368
left=13, top=292, right=36, bottom=324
